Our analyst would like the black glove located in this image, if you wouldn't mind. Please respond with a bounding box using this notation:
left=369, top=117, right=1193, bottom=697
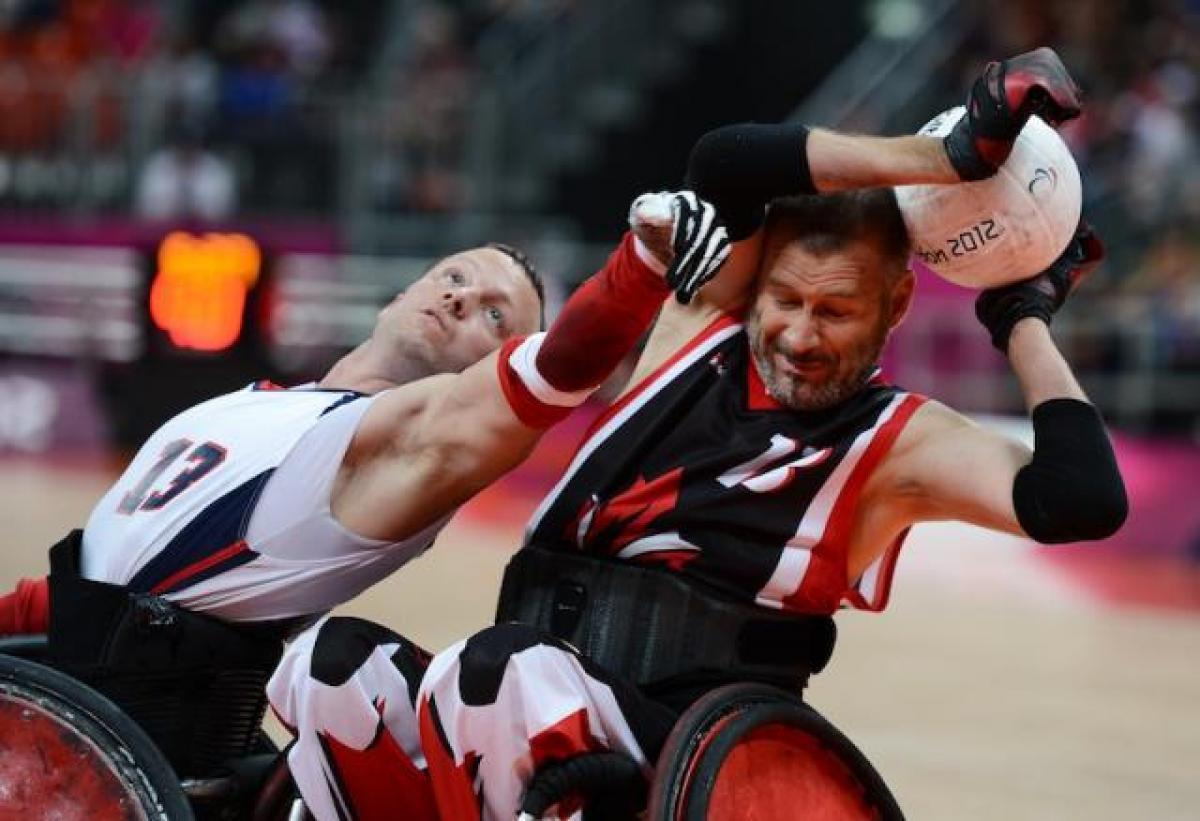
left=666, top=191, right=732, bottom=305
left=945, top=47, right=1083, bottom=181
left=975, top=221, right=1104, bottom=352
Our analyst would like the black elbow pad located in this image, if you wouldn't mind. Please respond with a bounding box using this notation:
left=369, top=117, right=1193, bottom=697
left=1013, top=399, right=1128, bottom=544
left=685, top=123, right=815, bottom=241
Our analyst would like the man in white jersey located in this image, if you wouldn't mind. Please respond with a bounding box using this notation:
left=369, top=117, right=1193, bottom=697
left=268, top=48, right=1128, bottom=820
left=0, top=193, right=732, bottom=779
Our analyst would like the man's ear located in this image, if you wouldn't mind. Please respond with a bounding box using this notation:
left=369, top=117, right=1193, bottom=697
left=887, top=269, right=915, bottom=330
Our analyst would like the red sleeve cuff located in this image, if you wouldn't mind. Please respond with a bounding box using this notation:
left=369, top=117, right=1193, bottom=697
left=497, top=337, right=574, bottom=429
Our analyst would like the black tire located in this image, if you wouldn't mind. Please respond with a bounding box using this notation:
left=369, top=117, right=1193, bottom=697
left=0, top=653, right=194, bottom=820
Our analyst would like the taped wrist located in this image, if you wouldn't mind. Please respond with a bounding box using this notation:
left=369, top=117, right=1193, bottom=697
left=686, top=123, right=816, bottom=240
left=498, top=232, right=669, bottom=428
left=1013, top=399, right=1128, bottom=543
left=975, top=286, right=1055, bottom=352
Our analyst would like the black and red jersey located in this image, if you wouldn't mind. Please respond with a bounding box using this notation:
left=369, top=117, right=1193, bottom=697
left=524, top=314, right=927, bottom=616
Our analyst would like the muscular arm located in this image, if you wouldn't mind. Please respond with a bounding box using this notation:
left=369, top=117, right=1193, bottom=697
left=1007, top=317, right=1087, bottom=407
left=807, top=130, right=958, bottom=191
left=687, top=124, right=957, bottom=235
left=882, top=402, right=1032, bottom=537
left=335, top=234, right=671, bottom=541
left=336, top=357, right=544, bottom=540
left=884, top=321, right=1126, bottom=543
left=685, top=47, right=1082, bottom=312
left=682, top=124, right=956, bottom=312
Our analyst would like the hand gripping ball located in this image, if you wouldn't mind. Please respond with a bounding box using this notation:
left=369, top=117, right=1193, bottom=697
left=894, top=106, right=1082, bottom=288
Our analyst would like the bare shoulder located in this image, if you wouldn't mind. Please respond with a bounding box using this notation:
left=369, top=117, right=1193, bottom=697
left=872, top=397, right=1031, bottom=530
left=885, top=399, right=1002, bottom=479
left=893, top=399, right=977, bottom=450
left=346, top=374, right=456, bottom=463
left=329, top=356, right=539, bottom=541
left=867, top=400, right=960, bottom=496
left=899, top=399, right=1032, bottom=455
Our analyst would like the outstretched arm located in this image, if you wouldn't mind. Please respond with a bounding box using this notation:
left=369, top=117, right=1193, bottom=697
left=336, top=196, right=729, bottom=541
left=684, top=47, right=1083, bottom=310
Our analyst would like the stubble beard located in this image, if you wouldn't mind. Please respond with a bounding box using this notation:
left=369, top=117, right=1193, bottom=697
left=747, top=311, right=888, bottom=412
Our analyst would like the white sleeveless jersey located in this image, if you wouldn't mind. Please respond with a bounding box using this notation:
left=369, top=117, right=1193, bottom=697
left=82, top=382, right=451, bottom=624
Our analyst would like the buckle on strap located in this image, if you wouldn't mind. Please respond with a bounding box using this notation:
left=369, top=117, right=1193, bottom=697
left=496, top=546, right=836, bottom=689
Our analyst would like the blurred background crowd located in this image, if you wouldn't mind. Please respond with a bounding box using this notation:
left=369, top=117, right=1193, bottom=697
left=0, top=0, right=1194, bottom=474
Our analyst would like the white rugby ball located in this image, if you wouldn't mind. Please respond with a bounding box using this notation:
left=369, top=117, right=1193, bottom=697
left=894, top=106, right=1082, bottom=288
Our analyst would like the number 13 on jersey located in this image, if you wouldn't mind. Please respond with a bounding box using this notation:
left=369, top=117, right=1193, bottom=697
left=117, top=439, right=227, bottom=514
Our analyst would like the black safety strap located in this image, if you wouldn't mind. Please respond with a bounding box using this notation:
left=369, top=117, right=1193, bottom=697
left=496, top=546, right=836, bottom=694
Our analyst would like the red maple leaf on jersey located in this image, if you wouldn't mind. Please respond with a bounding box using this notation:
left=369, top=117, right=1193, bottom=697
left=568, top=468, right=696, bottom=570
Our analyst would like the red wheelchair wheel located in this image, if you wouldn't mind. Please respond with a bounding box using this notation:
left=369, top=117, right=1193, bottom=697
left=647, top=683, right=799, bottom=819
left=648, top=684, right=903, bottom=821
left=0, top=652, right=193, bottom=820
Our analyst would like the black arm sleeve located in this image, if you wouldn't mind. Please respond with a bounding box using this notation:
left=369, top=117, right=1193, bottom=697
left=1013, top=398, right=1128, bottom=544
left=685, top=123, right=816, bottom=241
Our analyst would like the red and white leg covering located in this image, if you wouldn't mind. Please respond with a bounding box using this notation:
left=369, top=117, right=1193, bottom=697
left=267, top=616, right=437, bottom=821
left=416, top=623, right=676, bottom=821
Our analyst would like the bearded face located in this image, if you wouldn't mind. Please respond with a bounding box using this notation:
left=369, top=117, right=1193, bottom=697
left=746, top=240, right=909, bottom=412
left=747, top=304, right=889, bottom=411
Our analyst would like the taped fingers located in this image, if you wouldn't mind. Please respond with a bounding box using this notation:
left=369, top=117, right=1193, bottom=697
left=629, top=191, right=675, bottom=227
left=668, top=192, right=731, bottom=304
left=674, top=230, right=730, bottom=304
left=676, top=233, right=731, bottom=305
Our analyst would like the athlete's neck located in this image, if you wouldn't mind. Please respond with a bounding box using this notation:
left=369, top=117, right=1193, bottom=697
left=318, top=342, right=434, bottom=395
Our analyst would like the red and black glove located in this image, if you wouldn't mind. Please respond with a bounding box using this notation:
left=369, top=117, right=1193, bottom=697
left=945, top=47, right=1083, bottom=181
left=975, top=221, right=1104, bottom=352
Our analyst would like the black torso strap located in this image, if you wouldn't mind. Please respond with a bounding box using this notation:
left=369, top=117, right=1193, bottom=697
left=496, top=545, right=836, bottom=698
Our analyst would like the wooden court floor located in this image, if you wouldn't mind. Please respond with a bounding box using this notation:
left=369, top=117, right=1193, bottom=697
left=2, top=457, right=1198, bottom=820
